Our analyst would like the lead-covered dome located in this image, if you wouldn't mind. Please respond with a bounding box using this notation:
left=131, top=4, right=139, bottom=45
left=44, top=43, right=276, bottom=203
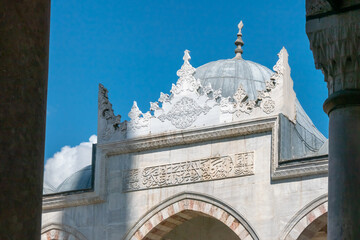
left=195, top=59, right=273, bottom=99
left=194, top=20, right=273, bottom=99
left=56, top=165, right=92, bottom=192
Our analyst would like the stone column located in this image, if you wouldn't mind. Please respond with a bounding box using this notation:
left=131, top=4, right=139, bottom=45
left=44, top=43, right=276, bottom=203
left=306, top=1, right=360, bottom=239
left=0, top=1, right=50, bottom=239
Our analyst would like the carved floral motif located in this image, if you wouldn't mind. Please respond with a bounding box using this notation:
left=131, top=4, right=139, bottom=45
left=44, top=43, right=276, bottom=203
left=218, top=48, right=287, bottom=117
left=123, top=152, right=254, bottom=191
left=158, top=97, right=211, bottom=129
left=261, top=99, right=276, bottom=114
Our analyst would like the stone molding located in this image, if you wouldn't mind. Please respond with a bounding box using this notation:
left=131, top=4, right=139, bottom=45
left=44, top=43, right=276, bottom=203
left=323, top=89, right=360, bottom=114
left=42, top=191, right=104, bottom=211
left=280, top=194, right=328, bottom=240
left=122, top=191, right=260, bottom=240
left=271, top=155, right=328, bottom=180
left=41, top=223, right=87, bottom=240
left=306, top=10, right=360, bottom=96
left=99, top=117, right=276, bottom=155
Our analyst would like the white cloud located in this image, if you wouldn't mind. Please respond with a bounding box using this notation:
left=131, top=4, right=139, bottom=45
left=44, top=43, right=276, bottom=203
left=44, top=135, right=97, bottom=189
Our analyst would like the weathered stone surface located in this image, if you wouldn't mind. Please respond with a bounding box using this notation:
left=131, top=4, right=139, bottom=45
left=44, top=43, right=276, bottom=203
left=0, top=1, right=50, bottom=239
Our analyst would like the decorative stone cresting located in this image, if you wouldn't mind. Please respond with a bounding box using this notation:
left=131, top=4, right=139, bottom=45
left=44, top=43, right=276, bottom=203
left=129, top=199, right=254, bottom=240
left=170, top=49, right=201, bottom=94
left=98, top=48, right=289, bottom=141
left=284, top=202, right=328, bottom=240
left=98, top=84, right=126, bottom=141
left=220, top=48, right=285, bottom=116
left=128, top=101, right=151, bottom=130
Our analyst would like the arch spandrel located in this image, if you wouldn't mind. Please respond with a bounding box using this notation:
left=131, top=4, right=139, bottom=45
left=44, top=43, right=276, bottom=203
left=123, top=192, right=259, bottom=240
left=41, top=224, right=87, bottom=240
left=282, top=194, right=328, bottom=240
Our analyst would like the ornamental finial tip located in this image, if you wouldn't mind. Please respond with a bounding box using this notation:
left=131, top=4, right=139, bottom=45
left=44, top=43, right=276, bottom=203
left=238, top=21, right=244, bottom=35
left=183, top=49, right=191, bottom=62
left=234, top=20, right=244, bottom=59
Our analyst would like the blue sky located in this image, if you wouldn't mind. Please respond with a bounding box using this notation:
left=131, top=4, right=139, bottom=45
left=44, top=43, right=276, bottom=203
left=45, top=0, right=328, bottom=162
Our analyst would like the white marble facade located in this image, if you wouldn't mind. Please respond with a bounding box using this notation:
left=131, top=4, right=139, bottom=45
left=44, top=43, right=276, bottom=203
left=42, top=26, right=328, bottom=240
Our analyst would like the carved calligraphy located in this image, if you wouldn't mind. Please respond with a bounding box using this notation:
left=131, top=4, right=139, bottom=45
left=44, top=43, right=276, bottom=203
left=122, top=152, right=254, bottom=191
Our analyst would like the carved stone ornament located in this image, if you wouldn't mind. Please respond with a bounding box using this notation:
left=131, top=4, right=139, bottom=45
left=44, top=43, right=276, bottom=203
left=306, top=0, right=332, bottom=16
left=158, top=92, right=170, bottom=103
left=270, top=48, right=285, bottom=86
left=154, top=50, right=217, bottom=129
left=261, top=99, right=276, bottom=114
left=98, top=84, right=124, bottom=140
left=100, top=48, right=286, bottom=140
left=150, top=101, right=160, bottom=111
left=220, top=77, right=277, bottom=116
left=218, top=48, right=285, bottom=116
left=158, top=97, right=211, bottom=129
left=170, top=50, right=201, bottom=95
left=123, top=152, right=255, bottom=191
left=307, top=20, right=360, bottom=95
left=128, top=101, right=151, bottom=130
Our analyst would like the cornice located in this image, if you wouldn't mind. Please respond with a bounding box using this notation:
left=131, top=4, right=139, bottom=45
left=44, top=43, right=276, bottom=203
left=272, top=155, right=328, bottom=180
left=42, top=191, right=104, bottom=211
left=98, top=117, right=277, bottom=156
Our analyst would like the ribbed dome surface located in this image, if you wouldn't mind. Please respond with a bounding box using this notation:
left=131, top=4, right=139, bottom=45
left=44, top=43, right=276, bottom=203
left=56, top=165, right=92, bottom=192
left=194, top=59, right=273, bottom=99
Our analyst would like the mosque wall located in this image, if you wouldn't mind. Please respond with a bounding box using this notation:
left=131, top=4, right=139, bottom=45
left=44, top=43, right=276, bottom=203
left=42, top=125, right=328, bottom=240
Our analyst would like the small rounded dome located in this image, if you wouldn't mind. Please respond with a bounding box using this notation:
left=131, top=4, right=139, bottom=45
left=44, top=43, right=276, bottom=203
left=194, top=59, right=273, bottom=99
left=56, top=165, right=92, bottom=192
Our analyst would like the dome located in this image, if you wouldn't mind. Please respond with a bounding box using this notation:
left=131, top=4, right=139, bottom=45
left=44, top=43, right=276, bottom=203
left=56, top=165, right=92, bottom=192
left=43, top=181, right=56, bottom=195
left=194, top=59, right=273, bottom=99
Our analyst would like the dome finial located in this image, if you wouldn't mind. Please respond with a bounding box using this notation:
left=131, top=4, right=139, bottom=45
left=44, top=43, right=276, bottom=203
left=234, top=21, right=244, bottom=59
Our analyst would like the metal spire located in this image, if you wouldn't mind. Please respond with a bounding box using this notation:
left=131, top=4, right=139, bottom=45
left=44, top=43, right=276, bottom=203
left=234, top=21, right=244, bottom=59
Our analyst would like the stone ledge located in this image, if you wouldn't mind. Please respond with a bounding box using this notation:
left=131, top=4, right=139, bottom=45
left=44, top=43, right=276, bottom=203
left=42, top=190, right=104, bottom=211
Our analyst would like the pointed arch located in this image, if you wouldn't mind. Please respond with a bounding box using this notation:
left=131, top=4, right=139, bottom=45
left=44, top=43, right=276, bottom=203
left=41, top=223, right=88, bottom=240
left=281, top=194, right=328, bottom=240
left=123, top=192, right=259, bottom=240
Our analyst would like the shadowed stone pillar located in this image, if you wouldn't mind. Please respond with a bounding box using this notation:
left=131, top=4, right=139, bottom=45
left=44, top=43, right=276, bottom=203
left=0, top=1, right=50, bottom=239
left=306, top=0, right=360, bottom=239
